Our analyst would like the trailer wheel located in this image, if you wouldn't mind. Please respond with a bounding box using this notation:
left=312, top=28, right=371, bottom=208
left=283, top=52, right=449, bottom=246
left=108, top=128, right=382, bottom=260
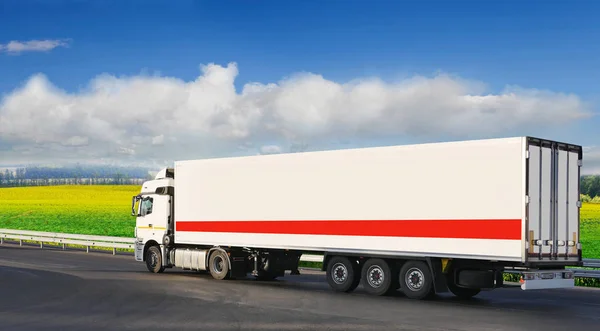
left=326, top=256, right=361, bottom=292
left=361, top=258, right=393, bottom=296
left=209, top=250, right=231, bottom=280
left=399, top=260, right=434, bottom=300
left=145, top=245, right=165, bottom=273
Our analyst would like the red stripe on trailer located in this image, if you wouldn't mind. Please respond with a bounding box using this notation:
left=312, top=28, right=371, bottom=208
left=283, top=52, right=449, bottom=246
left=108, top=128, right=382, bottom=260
left=175, top=219, right=522, bottom=240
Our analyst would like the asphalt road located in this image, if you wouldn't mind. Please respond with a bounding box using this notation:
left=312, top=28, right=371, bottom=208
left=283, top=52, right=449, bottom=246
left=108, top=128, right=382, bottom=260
left=1, top=244, right=600, bottom=331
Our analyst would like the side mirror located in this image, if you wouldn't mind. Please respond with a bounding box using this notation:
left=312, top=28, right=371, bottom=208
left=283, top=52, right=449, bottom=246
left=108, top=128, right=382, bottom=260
left=131, top=195, right=141, bottom=216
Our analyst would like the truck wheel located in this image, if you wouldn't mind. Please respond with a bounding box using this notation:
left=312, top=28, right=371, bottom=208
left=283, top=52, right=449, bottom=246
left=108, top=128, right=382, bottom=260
left=209, top=250, right=231, bottom=280
left=326, top=256, right=361, bottom=292
left=399, top=260, right=434, bottom=300
left=145, top=246, right=165, bottom=273
left=446, top=270, right=481, bottom=299
left=361, top=258, right=393, bottom=296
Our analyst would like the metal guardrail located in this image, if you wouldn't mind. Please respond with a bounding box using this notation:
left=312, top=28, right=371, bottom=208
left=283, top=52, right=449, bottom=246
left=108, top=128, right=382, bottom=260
left=583, top=258, right=600, bottom=268
left=0, top=229, right=135, bottom=255
left=572, top=269, right=600, bottom=279
left=300, top=255, right=600, bottom=279
left=299, top=254, right=323, bottom=263
left=0, top=229, right=598, bottom=279
left=504, top=268, right=600, bottom=279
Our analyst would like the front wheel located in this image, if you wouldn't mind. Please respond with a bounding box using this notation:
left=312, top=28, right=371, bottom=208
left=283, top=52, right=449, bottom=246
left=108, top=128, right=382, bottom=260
left=145, top=245, right=165, bottom=273
left=209, top=250, right=231, bottom=280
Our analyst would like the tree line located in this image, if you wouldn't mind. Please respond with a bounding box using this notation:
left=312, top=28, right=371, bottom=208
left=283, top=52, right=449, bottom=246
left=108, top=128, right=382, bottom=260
left=581, top=175, right=600, bottom=199
left=0, top=166, right=599, bottom=197
left=0, top=165, right=154, bottom=187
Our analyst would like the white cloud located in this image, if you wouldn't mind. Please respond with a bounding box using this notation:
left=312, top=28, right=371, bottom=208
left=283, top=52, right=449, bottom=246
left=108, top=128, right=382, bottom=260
left=0, top=39, right=70, bottom=54
left=152, top=135, right=165, bottom=146
left=0, top=62, right=595, bottom=170
left=62, top=136, right=89, bottom=147
left=583, top=146, right=600, bottom=175
left=259, top=145, right=282, bottom=155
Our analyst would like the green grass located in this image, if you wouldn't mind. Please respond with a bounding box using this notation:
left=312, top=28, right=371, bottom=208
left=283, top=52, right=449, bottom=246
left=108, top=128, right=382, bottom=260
left=0, top=185, right=140, bottom=237
left=581, top=203, right=600, bottom=259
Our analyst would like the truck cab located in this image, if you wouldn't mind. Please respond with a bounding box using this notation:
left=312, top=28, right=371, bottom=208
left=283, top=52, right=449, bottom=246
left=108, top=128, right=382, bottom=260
left=132, top=167, right=174, bottom=269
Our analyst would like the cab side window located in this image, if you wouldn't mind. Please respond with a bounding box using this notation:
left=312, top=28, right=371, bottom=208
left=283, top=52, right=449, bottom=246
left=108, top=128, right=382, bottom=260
left=140, top=197, right=153, bottom=216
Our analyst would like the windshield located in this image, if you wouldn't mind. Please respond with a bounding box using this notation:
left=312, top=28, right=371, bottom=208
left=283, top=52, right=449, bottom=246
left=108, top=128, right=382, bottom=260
left=140, top=197, right=153, bottom=216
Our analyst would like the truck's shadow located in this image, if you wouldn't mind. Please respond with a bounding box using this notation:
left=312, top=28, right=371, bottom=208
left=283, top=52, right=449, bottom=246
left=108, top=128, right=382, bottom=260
left=159, top=267, right=504, bottom=306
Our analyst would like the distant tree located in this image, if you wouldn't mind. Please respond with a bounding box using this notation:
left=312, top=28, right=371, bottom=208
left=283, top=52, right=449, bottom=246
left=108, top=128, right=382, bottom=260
left=4, top=169, right=13, bottom=186
left=581, top=175, right=600, bottom=198
left=0, top=165, right=152, bottom=187
left=16, top=168, right=25, bottom=186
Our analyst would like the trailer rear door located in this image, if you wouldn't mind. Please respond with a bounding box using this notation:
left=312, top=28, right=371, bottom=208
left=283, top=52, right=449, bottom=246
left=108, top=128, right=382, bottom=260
left=526, top=137, right=582, bottom=264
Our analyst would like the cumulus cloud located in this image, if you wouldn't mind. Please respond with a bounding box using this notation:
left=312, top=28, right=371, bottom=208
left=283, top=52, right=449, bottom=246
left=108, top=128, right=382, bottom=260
left=0, top=62, right=594, bottom=169
left=0, top=39, right=70, bottom=54
left=583, top=146, right=600, bottom=175
left=259, top=145, right=282, bottom=155
left=62, top=136, right=89, bottom=147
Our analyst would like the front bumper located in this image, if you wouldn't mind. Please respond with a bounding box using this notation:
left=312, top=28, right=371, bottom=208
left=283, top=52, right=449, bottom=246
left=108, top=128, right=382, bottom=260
left=134, top=239, right=144, bottom=262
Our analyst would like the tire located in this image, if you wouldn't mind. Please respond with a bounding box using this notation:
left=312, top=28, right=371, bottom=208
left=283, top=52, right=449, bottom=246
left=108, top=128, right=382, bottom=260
left=447, top=270, right=481, bottom=299
left=209, top=250, right=231, bottom=280
left=326, top=256, right=361, bottom=292
left=399, top=260, right=434, bottom=300
left=145, top=245, right=165, bottom=273
left=361, top=258, right=394, bottom=296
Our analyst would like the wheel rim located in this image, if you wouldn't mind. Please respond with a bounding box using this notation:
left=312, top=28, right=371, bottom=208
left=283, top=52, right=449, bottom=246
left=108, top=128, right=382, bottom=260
left=405, top=267, right=424, bottom=291
left=212, top=255, right=224, bottom=274
left=148, top=250, right=158, bottom=268
left=332, top=263, right=348, bottom=284
left=367, top=265, right=385, bottom=288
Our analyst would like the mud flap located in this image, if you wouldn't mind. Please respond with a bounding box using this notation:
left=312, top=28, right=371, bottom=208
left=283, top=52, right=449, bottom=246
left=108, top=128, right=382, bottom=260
left=230, top=255, right=248, bottom=279
left=426, top=257, right=449, bottom=293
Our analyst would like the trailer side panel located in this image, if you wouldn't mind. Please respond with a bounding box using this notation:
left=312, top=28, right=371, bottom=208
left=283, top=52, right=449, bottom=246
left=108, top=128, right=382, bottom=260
left=174, top=137, right=526, bottom=262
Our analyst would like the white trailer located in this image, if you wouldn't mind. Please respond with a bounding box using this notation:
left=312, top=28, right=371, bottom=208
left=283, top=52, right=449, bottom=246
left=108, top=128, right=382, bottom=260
left=132, top=136, right=583, bottom=299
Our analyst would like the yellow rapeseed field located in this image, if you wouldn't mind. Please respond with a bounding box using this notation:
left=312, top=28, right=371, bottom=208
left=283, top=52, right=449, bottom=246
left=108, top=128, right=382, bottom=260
left=0, top=185, right=141, bottom=237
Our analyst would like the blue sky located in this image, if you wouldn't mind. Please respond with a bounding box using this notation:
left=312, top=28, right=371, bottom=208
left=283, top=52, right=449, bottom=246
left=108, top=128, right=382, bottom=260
left=1, top=1, right=598, bottom=94
left=0, top=0, right=599, bottom=172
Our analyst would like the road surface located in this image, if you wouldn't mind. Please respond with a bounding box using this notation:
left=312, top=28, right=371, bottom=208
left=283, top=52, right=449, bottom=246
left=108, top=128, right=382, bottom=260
left=1, top=243, right=599, bottom=331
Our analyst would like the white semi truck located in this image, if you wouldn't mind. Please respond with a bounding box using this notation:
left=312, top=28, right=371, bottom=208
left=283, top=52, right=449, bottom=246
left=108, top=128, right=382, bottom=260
left=132, top=136, right=583, bottom=299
